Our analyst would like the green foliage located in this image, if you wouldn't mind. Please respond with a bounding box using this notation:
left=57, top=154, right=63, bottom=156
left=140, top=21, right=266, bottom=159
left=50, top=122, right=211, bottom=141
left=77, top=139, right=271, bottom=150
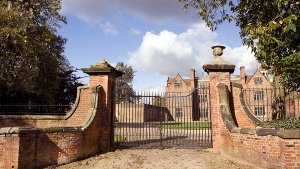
left=55, top=70, right=85, bottom=105
left=264, top=117, right=300, bottom=129
left=152, top=97, right=166, bottom=107
left=152, top=121, right=211, bottom=130
left=0, top=0, right=82, bottom=105
left=178, top=0, right=300, bottom=89
left=115, top=62, right=136, bottom=103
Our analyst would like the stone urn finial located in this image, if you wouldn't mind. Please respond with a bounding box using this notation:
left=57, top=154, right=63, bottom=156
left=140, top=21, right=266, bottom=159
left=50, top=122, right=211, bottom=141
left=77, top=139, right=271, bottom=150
left=212, top=45, right=225, bottom=58
left=210, top=45, right=229, bottom=65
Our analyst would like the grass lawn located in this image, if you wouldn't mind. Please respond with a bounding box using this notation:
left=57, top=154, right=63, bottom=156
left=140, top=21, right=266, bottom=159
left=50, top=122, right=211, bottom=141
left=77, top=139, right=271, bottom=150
left=114, top=134, right=126, bottom=143
left=152, top=121, right=211, bottom=130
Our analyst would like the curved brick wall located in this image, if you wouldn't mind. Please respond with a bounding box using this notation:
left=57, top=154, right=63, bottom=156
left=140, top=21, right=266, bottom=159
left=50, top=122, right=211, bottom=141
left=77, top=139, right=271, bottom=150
left=0, top=86, right=91, bottom=128
left=217, top=83, right=300, bottom=168
left=0, top=85, right=113, bottom=168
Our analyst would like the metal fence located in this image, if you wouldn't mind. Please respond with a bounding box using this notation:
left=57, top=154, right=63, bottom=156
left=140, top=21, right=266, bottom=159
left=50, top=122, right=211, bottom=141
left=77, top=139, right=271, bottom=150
left=243, top=88, right=300, bottom=121
left=0, top=104, right=70, bottom=115
left=114, top=88, right=212, bottom=149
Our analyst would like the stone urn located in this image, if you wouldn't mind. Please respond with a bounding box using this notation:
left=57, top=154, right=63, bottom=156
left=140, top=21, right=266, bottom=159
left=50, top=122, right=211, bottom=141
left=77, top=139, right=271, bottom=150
left=210, top=45, right=228, bottom=65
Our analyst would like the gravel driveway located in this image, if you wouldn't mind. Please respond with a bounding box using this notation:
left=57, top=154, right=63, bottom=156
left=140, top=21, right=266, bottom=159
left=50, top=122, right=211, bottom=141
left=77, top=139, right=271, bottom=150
left=47, top=148, right=257, bottom=169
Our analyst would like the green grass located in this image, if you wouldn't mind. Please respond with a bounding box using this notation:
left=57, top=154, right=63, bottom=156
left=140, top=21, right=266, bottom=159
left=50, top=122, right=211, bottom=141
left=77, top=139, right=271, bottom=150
left=114, top=134, right=126, bottom=143
left=152, top=121, right=211, bottom=130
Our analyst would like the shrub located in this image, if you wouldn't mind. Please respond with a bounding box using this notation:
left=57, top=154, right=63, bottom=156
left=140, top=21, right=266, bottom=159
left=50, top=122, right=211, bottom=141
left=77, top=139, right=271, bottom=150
left=264, top=117, right=300, bottom=129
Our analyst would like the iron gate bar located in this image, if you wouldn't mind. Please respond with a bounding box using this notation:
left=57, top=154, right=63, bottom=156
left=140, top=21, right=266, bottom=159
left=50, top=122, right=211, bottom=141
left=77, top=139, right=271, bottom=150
left=114, top=88, right=212, bottom=149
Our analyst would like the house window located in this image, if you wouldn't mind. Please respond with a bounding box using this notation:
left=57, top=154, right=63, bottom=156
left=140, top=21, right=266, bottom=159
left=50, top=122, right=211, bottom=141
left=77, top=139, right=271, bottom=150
left=199, top=108, right=208, bottom=118
left=173, top=93, right=182, bottom=102
left=254, top=77, right=263, bottom=84
left=175, top=108, right=182, bottom=117
left=254, top=106, right=266, bottom=117
left=198, top=94, right=208, bottom=103
left=174, top=80, right=182, bottom=87
left=253, top=91, right=264, bottom=100
left=198, top=82, right=208, bottom=89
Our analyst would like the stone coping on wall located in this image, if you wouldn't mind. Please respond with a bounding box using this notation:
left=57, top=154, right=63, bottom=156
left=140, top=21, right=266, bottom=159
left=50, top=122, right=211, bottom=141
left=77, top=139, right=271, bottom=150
left=81, top=59, right=123, bottom=77
left=0, top=86, right=89, bottom=120
left=218, top=83, right=300, bottom=139
left=203, top=64, right=235, bottom=73
left=0, top=126, right=84, bottom=134
left=0, top=85, right=102, bottom=135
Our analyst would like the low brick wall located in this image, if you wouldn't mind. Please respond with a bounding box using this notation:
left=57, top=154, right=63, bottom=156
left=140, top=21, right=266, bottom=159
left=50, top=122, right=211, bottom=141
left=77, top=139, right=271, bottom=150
left=225, top=131, right=300, bottom=168
left=0, top=86, right=91, bottom=128
left=116, top=104, right=169, bottom=122
left=0, top=85, right=112, bottom=168
left=218, top=83, right=300, bottom=168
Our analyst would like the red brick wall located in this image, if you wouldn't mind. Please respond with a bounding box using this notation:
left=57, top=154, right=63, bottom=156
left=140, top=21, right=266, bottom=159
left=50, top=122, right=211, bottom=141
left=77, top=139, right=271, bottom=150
left=220, top=131, right=300, bottom=168
left=116, top=104, right=166, bottom=122
left=286, top=98, right=300, bottom=118
left=215, top=82, right=300, bottom=168
left=208, top=71, right=232, bottom=152
left=0, top=68, right=117, bottom=168
left=223, top=133, right=283, bottom=168
left=0, top=134, right=20, bottom=169
left=231, top=84, right=256, bottom=128
left=205, top=64, right=300, bottom=168
left=0, top=86, right=91, bottom=128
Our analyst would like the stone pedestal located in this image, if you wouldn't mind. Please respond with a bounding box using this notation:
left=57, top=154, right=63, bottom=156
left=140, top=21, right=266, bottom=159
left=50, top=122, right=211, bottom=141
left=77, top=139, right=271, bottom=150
left=203, top=46, right=235, bottom=152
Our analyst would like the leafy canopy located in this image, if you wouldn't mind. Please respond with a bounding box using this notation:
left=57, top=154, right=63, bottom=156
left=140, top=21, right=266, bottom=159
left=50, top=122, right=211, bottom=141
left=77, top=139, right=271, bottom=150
left=178, top=0, right=300, bottom=89
left=0, top=0, right=81, bottom=104
left=115, top=62, right=136, bottom=103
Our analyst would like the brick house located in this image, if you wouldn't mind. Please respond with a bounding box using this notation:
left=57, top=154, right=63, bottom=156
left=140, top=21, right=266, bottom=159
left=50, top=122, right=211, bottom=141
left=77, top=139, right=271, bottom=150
left=166, top=70, right=196, bottom=120
left=166, top=66, right=275, bottom=120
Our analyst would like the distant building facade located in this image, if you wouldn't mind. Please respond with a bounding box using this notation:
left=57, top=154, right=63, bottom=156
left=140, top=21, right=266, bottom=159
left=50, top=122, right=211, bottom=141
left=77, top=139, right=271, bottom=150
left=166, top=66, right=274, bottom=120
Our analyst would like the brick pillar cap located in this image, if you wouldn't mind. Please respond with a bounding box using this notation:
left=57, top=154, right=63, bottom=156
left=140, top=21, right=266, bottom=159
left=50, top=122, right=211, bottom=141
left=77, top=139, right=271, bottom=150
left=203, top=64, right=235, bottom=74
left=81, top=59, right=123, bottom=77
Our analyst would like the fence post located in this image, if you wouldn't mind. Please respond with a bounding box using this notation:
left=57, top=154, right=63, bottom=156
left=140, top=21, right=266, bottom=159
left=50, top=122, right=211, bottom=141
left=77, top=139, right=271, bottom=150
left=82, top=59, right=123, bottom=151
left=202, top=45, right=235, bottom=152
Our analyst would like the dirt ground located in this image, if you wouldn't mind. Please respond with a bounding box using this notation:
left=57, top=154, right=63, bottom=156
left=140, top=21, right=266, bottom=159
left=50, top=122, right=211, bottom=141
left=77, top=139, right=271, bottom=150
left=47, top=148, right=258, bottom=169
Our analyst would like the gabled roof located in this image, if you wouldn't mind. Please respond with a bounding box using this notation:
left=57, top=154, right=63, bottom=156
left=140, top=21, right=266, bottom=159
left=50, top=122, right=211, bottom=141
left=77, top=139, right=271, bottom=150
left=167, top=73, right=190, bottom=87
left=245, top=75, right=253, bottom=83
left=246, top=69, right=269, bottom=84
left=184, top=79, right=191, bottom=87
left=167, top=77, right=175, bottom=84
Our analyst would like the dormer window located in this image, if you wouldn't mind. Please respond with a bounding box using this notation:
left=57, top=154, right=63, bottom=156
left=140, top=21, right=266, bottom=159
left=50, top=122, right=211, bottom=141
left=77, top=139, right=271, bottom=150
left=174, top=80, right=182, bottom=87
left=254, top=77, right=263, bottom=84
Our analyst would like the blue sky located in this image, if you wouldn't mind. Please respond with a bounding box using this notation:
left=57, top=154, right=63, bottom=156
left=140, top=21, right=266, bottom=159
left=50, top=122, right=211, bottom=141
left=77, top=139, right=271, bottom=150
left=58, top=0, right=259, bottom=91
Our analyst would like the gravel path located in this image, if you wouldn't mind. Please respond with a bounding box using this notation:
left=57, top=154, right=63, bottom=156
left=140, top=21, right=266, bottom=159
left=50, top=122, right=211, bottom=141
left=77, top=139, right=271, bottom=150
left=47, top=148, right=257, bottom=169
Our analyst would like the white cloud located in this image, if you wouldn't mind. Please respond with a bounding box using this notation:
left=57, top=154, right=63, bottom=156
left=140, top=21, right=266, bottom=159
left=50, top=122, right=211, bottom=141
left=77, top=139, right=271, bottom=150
left=100, top=22, right=119, bottom=35
left=223, top=46, right=259, bottom=74
left=128, top=23, right=258, bottom=78
left=128, top=30, right=197, bottom=76
left=131, top=28, right=141, bottom=35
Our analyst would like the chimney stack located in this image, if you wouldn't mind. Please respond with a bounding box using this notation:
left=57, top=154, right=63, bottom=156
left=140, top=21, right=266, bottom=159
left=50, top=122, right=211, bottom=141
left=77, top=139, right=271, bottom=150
left=190, top=69, right=195, bottom=88
left=240, top=66, right=245, bottom=84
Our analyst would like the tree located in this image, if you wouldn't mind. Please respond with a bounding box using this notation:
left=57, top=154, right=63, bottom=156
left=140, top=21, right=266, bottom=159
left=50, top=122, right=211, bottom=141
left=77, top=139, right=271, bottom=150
left=178, top=0, right=300, bottom=89
left=55, top=70, right=85, bottom=105
left=0, top=0, right=71, bottom=104
left=152, top=97, right=166, bottom=107
left=115, top=62, right=136, bottom=103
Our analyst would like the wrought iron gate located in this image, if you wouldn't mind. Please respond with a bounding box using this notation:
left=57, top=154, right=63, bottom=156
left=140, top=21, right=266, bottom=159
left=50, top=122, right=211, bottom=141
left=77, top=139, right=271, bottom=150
left=114, top=88, right=212, bottom=149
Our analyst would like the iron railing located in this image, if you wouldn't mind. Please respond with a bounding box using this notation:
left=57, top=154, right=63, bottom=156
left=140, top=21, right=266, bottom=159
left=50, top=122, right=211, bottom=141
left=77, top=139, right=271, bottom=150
left=0, top=104, right=71, bottom=115
left=114, top=88, right=212, bottom=149
left=243, top=88, right=300, bottom=121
